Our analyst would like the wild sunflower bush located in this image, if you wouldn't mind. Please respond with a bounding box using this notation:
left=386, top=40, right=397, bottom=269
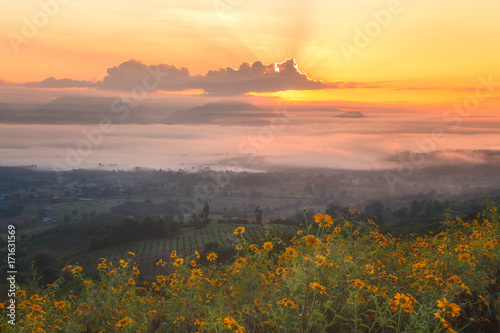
left=2, top=201, right=500, bottom=332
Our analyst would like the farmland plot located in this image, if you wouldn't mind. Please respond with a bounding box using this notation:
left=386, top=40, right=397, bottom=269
left=68, top=224, right=298, bottom=278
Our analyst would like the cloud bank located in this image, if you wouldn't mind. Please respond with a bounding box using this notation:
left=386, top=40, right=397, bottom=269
left=24, top=77, right=97, bottom=89
left=21, top=58, right=332, bottom=95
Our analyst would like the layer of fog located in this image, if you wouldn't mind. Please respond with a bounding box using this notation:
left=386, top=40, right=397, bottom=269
left=1, top=86, right=500, bottom=172
left=1, top=115, right=500, bottom=172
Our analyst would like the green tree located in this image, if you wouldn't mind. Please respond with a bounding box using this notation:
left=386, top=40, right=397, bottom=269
left=63, top=214, right=72, bottom=224
left=203, top=201, right=210, bottom=224
left=255, top=206, right=263, bottom=224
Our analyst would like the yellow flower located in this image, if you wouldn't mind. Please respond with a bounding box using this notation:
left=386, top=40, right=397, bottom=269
left=127, top=278, right=136, bottom=286
left=195, top=251, right=200, bottom=258
left=309, top=282, right=326, bottom=294
left=434, top=312, right=456, bottom=333
left=54, top=301, right=67, bottom=311
left=314, top=214, right=334, bottom=227
left=119, top=259, right=127, bottom=268
left=302, top=235, right=321, bottom=248
left=116, top=317, right=133, bottom=328
left=437, top=297, right=461, bottom=317
left=71, top=266, right=83, bottom=274
left=156, top=259, right=166, bottom=267
left=128, top=251, right=135, bottom=256
left=233, top=227, right=245, bottom=235
left=254, top=298, right=262, bottom=307
left=173, top=258, right=184, bottom=267
left=223, top=317, right=246, bottom=332
left=61, top=265, right=72, bottom=272
left=285, top=246, right=297, bottom=258
left=389, top=293, right=415, bottom=314
left=263, top=242, right=273, bottom=251
left=170, top=250, right=177, bottom=258
left=278, top=299, right=297, bottom=307
left=133, top=266, right=140, bottom=277
left=30, top=304, right=44, bottom=312
left=194, top=319, right=205, bottom=326
left=206, top=252, right=217, bottom=262
left=190, top=269, right=203, bottom=279
left=249, top=244, right=260, bottom=253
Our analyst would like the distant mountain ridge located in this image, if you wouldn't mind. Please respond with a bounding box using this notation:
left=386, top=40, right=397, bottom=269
left=0, top=96, right=163, bottom=125
left=163, top=100, right=270, bottom=125
left=188, top=101, right=263, bottom=112
left=30, top=96, right=152, bottom=124
left=0, top=98, right=274, bottom=126
left=333, top=111, right=365, bottom=118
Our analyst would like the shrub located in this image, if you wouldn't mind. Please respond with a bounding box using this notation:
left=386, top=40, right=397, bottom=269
left=2, top=202, right=499, bottom=332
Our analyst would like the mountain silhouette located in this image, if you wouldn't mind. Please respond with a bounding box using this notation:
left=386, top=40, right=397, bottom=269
left=164, top=100, right=270, bottom=125
left=333, top=111, right=365, bottom=118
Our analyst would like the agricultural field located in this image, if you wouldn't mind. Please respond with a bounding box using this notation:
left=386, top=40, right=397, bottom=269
left=68, top=223, right=299, bottom=279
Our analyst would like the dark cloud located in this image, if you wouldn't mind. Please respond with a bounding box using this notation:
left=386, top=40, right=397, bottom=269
left=22, top=58, right=335, bottom=95
left=192, top=58, right=326, bottom=95
left=99, top=59, right=191, bottom=91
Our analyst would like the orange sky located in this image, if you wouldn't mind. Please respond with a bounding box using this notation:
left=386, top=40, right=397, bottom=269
left=1, top=0, right=500, bottom=105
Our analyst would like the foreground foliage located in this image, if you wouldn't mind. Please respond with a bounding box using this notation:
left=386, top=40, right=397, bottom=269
left=2, top=201, right=500, bottom=332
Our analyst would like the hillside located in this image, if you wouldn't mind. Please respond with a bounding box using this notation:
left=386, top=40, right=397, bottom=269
left=1, top=203, right=499, bottom=332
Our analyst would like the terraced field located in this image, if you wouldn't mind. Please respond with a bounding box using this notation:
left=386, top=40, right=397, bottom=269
left=68, top=223, right=298, bottom=278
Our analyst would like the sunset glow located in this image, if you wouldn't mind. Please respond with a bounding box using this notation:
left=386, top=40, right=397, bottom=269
left=0, top=0, right=499, bottom=170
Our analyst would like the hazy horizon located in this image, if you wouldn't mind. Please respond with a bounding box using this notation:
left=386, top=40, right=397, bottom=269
left=1, top=1, right=499, bottom=173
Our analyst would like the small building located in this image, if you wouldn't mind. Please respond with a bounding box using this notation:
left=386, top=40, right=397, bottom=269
left=42, top=217, right=56, bottom=224
left=67, top=187, right=79, bottom=194
left=42, top=205, right=60, bottom=212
